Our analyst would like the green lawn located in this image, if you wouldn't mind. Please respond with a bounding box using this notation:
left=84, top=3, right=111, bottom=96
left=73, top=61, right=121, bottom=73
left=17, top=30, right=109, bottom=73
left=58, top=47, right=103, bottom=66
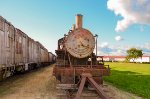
left=103, top=62, right=150, bottom=99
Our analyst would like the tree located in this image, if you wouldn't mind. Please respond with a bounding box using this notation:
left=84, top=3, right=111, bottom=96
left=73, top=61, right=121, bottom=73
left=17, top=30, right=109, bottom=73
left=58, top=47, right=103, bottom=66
left=126, top=48, right=143, bottom=62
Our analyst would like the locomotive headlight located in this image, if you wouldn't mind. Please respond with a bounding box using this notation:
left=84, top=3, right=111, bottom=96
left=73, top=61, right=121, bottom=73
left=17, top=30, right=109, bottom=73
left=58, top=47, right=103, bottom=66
left=65, top=28, right=95, bottom=58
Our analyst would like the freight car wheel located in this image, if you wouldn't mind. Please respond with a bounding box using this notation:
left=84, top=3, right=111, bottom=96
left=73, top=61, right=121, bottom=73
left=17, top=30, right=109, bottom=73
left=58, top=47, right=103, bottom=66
left=0, top=69, right=5, bottom=81
left=3, top=70, right=12, bottom=78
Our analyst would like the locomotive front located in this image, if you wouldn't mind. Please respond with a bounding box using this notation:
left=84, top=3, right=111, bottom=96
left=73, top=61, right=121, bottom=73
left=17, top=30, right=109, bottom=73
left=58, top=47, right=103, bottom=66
left=65, top=24, right=95, bottom=59
left=53, top=14, right=110, bottom=98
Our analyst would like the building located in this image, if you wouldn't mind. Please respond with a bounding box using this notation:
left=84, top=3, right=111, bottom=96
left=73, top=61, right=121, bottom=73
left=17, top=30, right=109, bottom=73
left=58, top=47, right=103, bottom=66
left=129, top=56, right=150, bottom=63
left=102, top=56, right=126, bottom=62
left=98, top=56, right=150, bottom=63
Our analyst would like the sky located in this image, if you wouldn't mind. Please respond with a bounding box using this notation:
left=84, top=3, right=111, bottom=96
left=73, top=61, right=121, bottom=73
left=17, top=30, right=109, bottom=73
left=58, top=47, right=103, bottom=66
left=0, top=0, right=150, bottom=56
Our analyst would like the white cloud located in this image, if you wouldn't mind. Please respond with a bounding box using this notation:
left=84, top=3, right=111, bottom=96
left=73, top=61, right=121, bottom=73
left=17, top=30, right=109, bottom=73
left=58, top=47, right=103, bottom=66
left=97, top=50, right=108, bottom=56
left=99, top=42, right=109, bottom=48
left=97, top=43, right=150, bottom=56
left=115, top=35, right=123, bottom=41
left=107, top=46, right=126, bottom=55
left=109, top=50, right=125, bottom=56
left=144, top=43, right=150, bottom=50
left=140, top=43, right=150, bottom=50
left=107, top=0, right=150, bottom=32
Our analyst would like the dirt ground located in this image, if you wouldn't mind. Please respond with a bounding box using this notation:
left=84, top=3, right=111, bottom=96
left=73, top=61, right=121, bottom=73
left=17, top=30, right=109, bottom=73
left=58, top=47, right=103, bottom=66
left=0, top=64, right=142, bottom=99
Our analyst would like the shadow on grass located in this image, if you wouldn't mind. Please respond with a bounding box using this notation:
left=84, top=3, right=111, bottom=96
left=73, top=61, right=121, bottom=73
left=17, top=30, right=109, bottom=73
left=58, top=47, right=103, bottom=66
left=104, top=70, right=150, bottom=99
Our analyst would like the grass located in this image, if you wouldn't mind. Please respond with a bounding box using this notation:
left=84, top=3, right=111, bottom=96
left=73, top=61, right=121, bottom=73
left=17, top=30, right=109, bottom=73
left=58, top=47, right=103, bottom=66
left=103, top=62, right=150, bottom=99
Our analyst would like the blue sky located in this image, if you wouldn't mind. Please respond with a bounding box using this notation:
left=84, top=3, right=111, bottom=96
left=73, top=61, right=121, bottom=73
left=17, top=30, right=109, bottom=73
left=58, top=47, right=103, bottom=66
left=0, top=0, right=150, bottom=55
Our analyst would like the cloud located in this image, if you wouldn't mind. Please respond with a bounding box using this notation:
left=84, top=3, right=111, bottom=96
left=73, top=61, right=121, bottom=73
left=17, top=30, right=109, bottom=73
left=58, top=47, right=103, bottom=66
left=97, top=43, right=150, bottom=56
left=98, top=45, right=126, bottom=56
left=97, top=50, right=108, bottom=56
left=139, top=43, right=150, bottom=55
left=107, top=0, right=150, bottom=32
left=115, top=35, right=123, bottom=41
left=143, top=43, right=150, bottom=50
left=98, top=42, right=109, bottom=48
left=109, top=49, right=126, bottom=56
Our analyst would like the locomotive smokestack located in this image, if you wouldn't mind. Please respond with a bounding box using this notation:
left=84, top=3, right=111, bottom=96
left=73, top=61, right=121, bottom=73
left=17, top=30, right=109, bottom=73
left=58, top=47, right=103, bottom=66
left=75, top=14, right=83, bottom=29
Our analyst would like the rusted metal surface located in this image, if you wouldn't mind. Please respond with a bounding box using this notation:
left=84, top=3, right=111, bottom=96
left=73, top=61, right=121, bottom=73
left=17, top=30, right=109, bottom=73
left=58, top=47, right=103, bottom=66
left=53, top=66, right=110, bottom=77
left=53, top=65, right=110, bottom=85
left=74, top=73, right=109, bottom=99
left=75, top=76, right=86, bottom=99
left=65, top=28, right=95, bottom=59
left=87, top=75, right=109, bottom=99
left=54, top=14, right=110, bottom=99
left=75, top=14, right=83, bottom=29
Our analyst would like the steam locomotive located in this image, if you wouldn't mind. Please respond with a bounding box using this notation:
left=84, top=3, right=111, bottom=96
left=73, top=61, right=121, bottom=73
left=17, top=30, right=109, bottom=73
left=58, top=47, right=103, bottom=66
left=53, top=14, right=110, bottom=98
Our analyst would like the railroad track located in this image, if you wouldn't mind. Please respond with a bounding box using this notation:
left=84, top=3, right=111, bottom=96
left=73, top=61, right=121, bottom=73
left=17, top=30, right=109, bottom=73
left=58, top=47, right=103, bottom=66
left=56, top=73, right=112, bottom=99
left=56, top=84, right=112, bottom=99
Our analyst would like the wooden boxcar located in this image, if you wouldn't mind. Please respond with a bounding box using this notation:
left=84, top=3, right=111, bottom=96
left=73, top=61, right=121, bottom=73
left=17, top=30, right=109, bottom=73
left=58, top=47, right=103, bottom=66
left=0, top=16, right=55, bottom=80
left=0, top=16, right=15, bottom=78
left=49, top=52, right=56, bottom=64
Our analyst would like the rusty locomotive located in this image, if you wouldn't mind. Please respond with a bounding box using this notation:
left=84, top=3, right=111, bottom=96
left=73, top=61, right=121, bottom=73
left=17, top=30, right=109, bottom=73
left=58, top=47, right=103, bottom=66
left=0, top=16, right=56, bottom=81
left=53, top=14, right=110, bottom=99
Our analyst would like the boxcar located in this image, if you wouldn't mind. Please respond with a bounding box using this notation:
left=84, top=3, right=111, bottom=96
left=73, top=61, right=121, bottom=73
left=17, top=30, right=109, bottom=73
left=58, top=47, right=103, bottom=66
left=40, top=45, right=49, bottom=66
left=15, top=29, right=28, bottom=72
left=0, top=16, right=55, bottom=80
left=28, top=37, right=38, bottom=69
left=0, top=16, right=15, bottom=78
left=49, top=52, right=56, bottom=64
